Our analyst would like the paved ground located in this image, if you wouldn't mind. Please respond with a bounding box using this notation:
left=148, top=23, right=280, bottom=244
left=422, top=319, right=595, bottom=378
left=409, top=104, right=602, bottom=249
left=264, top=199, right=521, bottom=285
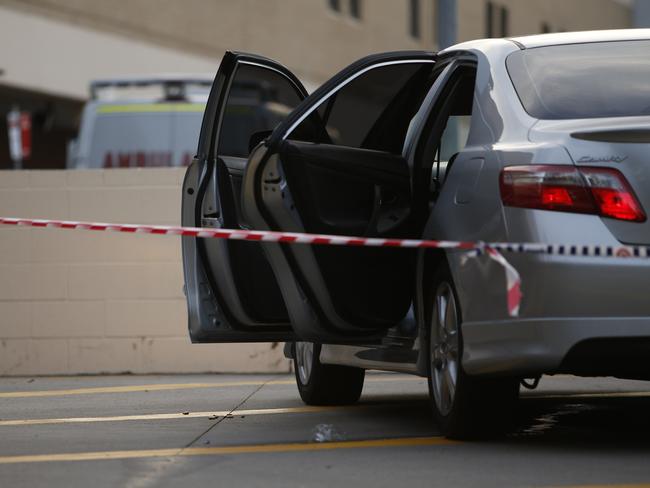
left=1, top=372, right=650, bottom=487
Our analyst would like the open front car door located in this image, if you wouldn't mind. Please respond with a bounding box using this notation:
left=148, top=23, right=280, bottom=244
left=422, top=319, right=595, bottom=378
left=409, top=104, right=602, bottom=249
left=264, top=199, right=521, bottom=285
left=242, top=52, right=438, bottom=342
left=182, top=52, right=308, bottom=342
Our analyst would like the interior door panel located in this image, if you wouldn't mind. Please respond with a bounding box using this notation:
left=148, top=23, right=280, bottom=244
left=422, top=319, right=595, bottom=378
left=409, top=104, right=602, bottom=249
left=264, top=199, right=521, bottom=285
left=274, top=142, right=415, bottom=327
left=208, top=156, right=288, bottom=323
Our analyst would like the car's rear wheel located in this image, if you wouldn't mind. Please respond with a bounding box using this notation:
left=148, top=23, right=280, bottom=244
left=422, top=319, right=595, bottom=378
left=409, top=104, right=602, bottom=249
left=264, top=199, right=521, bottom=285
left=426, top=265, right=519, bottom=439
left=293, top=342, right=365, bottom=405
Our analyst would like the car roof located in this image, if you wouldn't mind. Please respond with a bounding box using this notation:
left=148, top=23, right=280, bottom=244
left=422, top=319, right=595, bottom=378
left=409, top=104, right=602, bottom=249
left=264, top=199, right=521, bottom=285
left=510, top=28, right=650, bottom=49
left=442, top=29, right=650, bottom=55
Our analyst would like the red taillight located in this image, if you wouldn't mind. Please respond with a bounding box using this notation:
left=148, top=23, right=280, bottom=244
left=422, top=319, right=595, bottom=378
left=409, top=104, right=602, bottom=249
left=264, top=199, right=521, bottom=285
left=500, top=165, right=595, bottom=214
left=579, top=167, right=646, bottom=222
left=541, top=187, right=574, bottom=207
left=500, top=165, right=646, bottom=223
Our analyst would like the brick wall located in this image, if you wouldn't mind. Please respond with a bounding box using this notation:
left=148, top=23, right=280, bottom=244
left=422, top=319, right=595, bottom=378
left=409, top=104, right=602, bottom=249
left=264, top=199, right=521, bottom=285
left=0, top=169, right=290, bottom=375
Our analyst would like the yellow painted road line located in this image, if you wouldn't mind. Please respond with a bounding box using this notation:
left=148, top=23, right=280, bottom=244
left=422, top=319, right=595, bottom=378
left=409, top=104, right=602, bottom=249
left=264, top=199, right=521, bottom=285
left=0, top=375, right=423, bottom=399
left=0, top=437, right=453, bottom=465
left=549, top=485, right=650, bottom=488
left=0, top=381, right=280, bottom=399
left=0, top=405, right=341, bottom=427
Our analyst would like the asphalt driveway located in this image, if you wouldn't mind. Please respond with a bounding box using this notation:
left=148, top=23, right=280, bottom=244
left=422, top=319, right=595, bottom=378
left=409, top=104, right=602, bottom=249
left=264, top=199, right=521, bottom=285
left=1, top=372, right=650, bottom=487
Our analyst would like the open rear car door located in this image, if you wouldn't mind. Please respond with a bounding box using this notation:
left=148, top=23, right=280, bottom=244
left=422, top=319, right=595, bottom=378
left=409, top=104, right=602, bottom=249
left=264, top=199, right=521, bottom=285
left=242, top=52, right=438, bottom=342
left=182, top=52, right=308, bottom=342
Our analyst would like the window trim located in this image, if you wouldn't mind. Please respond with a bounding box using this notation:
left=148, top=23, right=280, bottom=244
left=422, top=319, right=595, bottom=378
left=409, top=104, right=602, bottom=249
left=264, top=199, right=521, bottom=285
left=237, top=60, right=300, bottom=82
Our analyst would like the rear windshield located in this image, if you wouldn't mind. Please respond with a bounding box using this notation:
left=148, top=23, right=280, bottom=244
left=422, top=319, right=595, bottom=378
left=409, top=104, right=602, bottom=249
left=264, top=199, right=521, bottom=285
left=506, top=40, right=650, bottom=120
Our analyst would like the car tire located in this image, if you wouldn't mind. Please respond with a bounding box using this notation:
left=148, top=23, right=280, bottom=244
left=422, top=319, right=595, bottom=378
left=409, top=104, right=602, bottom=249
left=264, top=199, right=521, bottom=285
left=425, top=264, right=519, bottom=439
left=293, top=342, right=365, bottom=406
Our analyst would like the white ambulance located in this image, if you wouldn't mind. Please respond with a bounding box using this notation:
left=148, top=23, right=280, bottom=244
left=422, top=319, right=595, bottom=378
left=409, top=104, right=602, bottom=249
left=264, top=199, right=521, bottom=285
left=67, top=76, right=211, bottom=169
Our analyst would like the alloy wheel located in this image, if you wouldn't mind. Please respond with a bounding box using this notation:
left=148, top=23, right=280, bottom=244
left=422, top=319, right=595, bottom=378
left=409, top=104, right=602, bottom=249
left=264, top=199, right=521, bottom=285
left=295, top=341, right=314, bottom=385
left=430, top=282, right=460, bottom=416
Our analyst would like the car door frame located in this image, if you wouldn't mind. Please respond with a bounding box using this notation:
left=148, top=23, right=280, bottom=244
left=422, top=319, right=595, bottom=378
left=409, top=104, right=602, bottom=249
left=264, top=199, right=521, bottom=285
left=406, top=53, right=483, bottom=373
left=182, top=51, right=308, bottom=343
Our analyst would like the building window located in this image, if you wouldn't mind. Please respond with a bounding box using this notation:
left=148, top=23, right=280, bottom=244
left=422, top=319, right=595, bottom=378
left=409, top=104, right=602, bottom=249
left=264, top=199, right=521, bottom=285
left=410, top=0, right=420, bottom=39
left=486, top=1, right=494, bottom=37
left=500, top=5, right=509, bottom=37
left=328, top=0, right=341, bottom=12
left=486, top=1, right=508, bottom=37
left=350, top=0, right=361, bottom=19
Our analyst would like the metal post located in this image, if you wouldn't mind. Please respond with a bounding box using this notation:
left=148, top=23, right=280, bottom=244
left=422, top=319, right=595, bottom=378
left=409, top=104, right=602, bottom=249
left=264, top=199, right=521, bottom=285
left=436, top=0, right=459, bottom=161
left=633, top=0, right=650, bottom=28
left=7, top=106, right=23, bottom=170
left=437, top=0, right=458, bottom=50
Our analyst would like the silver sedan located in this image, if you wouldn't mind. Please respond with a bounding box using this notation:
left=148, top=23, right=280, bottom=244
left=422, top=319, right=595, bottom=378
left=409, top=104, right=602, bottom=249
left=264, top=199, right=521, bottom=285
left=181, top=29, right=650, bottom=438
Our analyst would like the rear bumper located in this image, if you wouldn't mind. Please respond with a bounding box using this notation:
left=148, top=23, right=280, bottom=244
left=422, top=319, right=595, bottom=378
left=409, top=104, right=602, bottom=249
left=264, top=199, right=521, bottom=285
left=442, top=206, right=650, bottom=377
left=462, top=316, right=650, bottom=377
left=450, top=249, right=650, bottom=324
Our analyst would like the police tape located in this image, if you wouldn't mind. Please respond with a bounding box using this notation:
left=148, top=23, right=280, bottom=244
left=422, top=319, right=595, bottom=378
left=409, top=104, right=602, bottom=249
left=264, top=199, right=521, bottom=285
left=2, top=216, right=650, bottom=318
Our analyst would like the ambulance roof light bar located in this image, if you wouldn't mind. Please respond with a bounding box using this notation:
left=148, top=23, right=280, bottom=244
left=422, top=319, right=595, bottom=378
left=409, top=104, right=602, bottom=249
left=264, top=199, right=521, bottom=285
left=90, top=75, right=213, bottom=101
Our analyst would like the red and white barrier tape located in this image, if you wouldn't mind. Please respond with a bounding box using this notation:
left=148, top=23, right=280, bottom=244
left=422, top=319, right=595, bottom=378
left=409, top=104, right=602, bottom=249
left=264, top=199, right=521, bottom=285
left=2, top=217, right=650, bottom=318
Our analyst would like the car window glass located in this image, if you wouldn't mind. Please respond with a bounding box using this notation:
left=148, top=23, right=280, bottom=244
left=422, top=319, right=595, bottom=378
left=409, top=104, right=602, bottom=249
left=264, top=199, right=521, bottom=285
left=506, top=40, right=650, bottom=120
left=217, top=64, right=305, bottom=158
left=439, top=115, right=471, bottom=162
left=410, top=64, right=476, bottom=196
left=287, top=62, right=437, bottom=154
left=432, top=66, right=476, bottom=163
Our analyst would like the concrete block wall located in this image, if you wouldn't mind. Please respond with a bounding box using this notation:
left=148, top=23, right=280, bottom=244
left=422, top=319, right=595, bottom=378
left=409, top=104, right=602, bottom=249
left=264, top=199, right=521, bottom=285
left=0, top=169, right=290, bottom=376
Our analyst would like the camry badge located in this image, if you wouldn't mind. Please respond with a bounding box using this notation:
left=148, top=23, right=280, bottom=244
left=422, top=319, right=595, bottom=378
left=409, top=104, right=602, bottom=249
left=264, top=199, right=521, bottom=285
left=578, top=155, right=628, bottom=164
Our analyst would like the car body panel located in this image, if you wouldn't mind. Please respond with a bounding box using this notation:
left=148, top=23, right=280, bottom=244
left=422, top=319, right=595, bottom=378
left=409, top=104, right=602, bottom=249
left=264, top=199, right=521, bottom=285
left=421, top=34, right=650, bottom=378
left=462, top=316, right=650, bottom=377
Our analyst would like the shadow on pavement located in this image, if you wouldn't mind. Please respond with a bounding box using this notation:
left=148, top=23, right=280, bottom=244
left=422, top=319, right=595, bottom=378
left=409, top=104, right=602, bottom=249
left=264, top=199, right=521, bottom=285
left=351, top=389, right=650, bottom=449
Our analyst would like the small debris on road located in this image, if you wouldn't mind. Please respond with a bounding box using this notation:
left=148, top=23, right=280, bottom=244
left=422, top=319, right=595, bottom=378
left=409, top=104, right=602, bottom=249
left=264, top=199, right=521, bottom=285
left=312, top=424, right=344, bottom=443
